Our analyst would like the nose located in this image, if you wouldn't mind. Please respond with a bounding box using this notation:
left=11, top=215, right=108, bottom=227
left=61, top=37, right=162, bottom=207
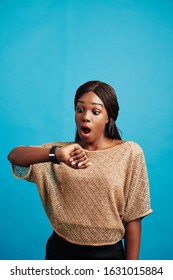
left=82, top=110, right=91, bottom=122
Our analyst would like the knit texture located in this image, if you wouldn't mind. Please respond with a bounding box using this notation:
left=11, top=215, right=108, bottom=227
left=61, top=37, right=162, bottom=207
left=13, top=141, right=152, bottom=246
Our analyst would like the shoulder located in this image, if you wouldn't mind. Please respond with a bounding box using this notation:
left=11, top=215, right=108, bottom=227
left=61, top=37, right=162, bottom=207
left=125, top=141, right=144, bottom=156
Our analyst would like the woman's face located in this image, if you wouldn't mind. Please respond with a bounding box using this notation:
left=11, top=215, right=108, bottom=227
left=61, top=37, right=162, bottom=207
left=75, top=91, right=109, bottom=146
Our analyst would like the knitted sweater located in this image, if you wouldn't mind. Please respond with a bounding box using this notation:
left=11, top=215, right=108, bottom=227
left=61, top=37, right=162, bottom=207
left=13, top=141, right=152, bottom=246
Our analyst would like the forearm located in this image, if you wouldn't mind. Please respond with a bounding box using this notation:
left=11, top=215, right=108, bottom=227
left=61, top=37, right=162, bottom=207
left=7, top=146, right=50, bottom=166
left=124, top=219, right=141, bottom=260
left=7, top=143, right=92, bottom=169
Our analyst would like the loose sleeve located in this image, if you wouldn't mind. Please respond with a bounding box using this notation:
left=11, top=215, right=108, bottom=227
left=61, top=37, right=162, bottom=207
left=12, top=165, right=34, bottom=183
left=123, top=148, right=153, bottom=223
left=11, top=141, right=66, bottom=183
left=11, top=143, right=52, bottom=183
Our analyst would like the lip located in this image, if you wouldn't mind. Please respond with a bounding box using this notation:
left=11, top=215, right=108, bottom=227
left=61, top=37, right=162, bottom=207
left=79, top=125, right=92, bottom=138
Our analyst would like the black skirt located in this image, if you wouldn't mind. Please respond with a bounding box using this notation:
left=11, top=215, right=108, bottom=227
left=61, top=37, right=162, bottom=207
left=45, top=231, right=125, bottom=260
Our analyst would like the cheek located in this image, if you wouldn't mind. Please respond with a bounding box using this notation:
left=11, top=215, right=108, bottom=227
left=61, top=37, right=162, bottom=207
left=95, top=118, right=107, bottom=130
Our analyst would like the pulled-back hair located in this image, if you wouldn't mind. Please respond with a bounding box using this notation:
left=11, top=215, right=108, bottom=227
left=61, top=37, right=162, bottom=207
left=74, top=81, right=122, bottom=142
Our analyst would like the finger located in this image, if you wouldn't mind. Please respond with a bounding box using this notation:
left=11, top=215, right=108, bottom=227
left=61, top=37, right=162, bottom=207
left=69, top=160, right=92, bottom=169
left=69, top=156, right=89, bottom=167
left=71, top=143, right=82, bottom=153
left=69, top=155, right=88, bottom=166
left=78, top=161, right=93, bottom=168
left=69, top=151, right=86, bottom=162
left=77, top=158, right=92, bottom=168
left=70, top=147, right=83, bottom=157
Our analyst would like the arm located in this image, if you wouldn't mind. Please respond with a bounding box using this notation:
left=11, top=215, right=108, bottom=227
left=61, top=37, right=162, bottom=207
left=7, top=146, right=50, bottom=166
left=7, top=143, right=92, bottom=168
left=124, top=218, right=141, bottom=260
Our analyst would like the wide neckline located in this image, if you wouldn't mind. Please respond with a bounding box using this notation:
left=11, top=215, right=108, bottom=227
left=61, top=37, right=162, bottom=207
left=83, top=141, right=131, bottom=153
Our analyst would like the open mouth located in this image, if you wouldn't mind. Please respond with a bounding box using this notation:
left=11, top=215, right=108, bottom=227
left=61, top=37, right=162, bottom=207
left=81, top=127, right=91, bottom=134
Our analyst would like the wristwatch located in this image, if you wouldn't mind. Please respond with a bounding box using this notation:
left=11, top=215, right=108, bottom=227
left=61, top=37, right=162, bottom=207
left=49, top=146, right=61, bottom=164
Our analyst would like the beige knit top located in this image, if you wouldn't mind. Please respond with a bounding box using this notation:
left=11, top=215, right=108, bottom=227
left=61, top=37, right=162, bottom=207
left=13, top=141, right=152, bottom=246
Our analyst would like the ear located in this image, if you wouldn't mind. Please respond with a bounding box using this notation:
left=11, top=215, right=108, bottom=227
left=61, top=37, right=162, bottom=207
left=106, top=117, right=109, bottom=123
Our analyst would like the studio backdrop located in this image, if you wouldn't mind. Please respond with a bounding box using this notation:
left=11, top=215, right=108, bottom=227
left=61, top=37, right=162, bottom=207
left=0, top=0, right=173, bottom=259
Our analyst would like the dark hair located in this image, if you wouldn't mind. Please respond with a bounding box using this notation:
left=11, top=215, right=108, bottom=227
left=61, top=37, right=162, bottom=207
left=74, top=80, right=122, bottom=142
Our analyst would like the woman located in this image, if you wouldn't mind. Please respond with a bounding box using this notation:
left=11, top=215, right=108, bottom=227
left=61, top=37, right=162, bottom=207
left=8, top=80, right=152, bottom=260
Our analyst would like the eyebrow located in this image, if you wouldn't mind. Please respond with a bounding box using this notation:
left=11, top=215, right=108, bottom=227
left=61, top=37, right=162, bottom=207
left=77, top=100, right=103, bottom=107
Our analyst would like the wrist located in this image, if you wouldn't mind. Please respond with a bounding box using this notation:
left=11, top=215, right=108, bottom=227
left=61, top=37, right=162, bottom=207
left=49, top=146, right=62, bottom=164
left=55, top=146, right=64, bottom=163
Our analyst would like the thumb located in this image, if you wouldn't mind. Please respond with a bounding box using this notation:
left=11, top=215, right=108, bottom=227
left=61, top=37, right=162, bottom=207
left=72, top=143, right=80, bottom=151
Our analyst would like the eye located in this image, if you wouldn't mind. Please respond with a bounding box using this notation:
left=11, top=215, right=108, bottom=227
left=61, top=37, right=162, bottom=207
left=76, top=107, right=84, bottom=113
left=93, top=110, right=100, bottom=115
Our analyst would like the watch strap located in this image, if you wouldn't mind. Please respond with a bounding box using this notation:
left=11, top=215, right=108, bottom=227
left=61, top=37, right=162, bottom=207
left=49, top=146, right=61, bottom=164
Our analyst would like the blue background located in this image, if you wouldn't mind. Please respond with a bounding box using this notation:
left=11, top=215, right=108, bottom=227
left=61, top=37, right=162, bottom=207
left=0, top=0, right=173, bottom=260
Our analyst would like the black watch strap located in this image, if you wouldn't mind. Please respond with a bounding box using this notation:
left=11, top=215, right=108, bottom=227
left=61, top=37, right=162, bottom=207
left=49, top=146, right=61, bottom=164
